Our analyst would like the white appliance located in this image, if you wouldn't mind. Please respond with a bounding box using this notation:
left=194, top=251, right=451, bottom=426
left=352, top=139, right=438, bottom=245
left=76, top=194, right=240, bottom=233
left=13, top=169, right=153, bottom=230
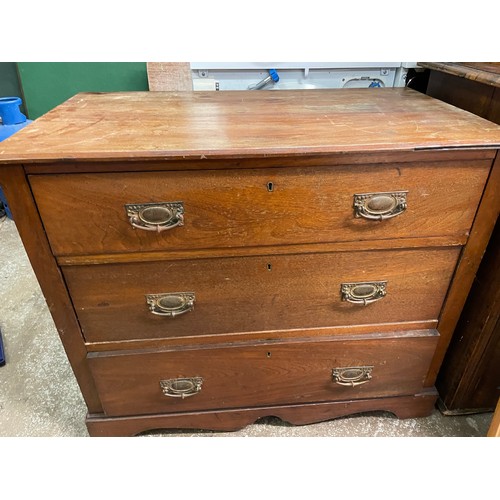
left=190, top=62, right=418, bottom=91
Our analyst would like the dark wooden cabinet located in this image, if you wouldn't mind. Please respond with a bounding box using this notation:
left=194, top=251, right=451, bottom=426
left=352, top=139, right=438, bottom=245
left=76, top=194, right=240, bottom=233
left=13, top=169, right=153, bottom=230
left=437, top=221, right=500, bottom=413
left=420, top=62, right=500, bottom=414
left=0, top=88, right=499, bottom=435
left=424, top=62, right=500, bottom=124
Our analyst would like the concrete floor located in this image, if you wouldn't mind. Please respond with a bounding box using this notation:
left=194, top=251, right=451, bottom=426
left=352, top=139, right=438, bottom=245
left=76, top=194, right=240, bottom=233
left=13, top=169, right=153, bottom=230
left=0, top=216, right=494, bottom=437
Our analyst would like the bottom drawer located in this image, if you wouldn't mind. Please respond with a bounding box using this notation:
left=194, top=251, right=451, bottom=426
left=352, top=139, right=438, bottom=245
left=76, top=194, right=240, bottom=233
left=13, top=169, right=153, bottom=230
left=88, top=330, right=438, bottom=417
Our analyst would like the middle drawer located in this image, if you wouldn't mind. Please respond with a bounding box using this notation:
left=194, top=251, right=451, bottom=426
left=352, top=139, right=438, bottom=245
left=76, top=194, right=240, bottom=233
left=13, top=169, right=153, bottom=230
left=63, top=247, right=460, bottom=343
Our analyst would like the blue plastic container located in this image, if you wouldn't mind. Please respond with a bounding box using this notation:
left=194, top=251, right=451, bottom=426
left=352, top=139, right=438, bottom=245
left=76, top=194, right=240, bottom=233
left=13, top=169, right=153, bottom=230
left=0, top=96, right=32, bottom=142
left=0, top=328, right=5, bottom=367
left=0, top=97, right=31, bottom=218
left=0, top=97, right=31, bottom=365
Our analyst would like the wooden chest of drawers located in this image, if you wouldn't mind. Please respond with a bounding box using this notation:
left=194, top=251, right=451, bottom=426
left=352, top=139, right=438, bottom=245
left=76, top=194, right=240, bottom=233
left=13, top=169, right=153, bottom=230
left=1, top=88, right=499, bottom=436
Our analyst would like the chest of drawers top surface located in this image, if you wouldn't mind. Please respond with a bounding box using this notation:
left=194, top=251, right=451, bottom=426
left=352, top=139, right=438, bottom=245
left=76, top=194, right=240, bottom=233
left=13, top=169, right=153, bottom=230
left=1, top=88, right=500, bottom=164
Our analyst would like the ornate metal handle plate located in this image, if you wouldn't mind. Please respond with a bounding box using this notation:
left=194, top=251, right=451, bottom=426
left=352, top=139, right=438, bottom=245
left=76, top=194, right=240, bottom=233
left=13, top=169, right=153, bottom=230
left=146, top=292, right=195, bottom=317
left=341, top=281, right=387, bottom=306
left=125, top=202, right=184, bottom=232
left=354, top=191, right=408, bottom=220
left=332, top=366, right=373, bottom=387
left=160, top=377, right=203, bottom=398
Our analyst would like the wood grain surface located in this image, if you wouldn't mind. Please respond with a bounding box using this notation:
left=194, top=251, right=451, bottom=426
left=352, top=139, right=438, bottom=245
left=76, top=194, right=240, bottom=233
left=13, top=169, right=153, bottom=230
left=83, top=322, right=439, bottom=352
left=437, top=219, right=500, bottom=412
left=56, top=236, right=467, bottom=267
left=63, top=247, right=460, bottom=343
left=418, top=62, right=500, bottom=87
left=85, top=389, right=438, bottom=436
left=426, top=152, right=500, bottom=386
left=1, top=88, right=500, bottom=164
left=29, top=160, right=490, bottom=257
left=146, top=62, right=193, bottom=91
left=22, top=149, right=497, bottom=175
left=2, top=87, right=497, bottom=435
left=427, top=71, right=498, bottom=122
left=424, top=64, right=500, bottom=412
left=87, top=331, right=438, bottom=417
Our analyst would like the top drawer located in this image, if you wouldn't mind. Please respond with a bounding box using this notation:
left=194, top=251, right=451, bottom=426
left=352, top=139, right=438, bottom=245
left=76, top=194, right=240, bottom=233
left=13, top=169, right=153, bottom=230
left=29, top=160, right=490, bottom=257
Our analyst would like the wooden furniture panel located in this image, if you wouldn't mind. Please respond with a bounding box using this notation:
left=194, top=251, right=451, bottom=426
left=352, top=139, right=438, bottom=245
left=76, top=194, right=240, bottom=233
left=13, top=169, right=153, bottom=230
left=487, top=90, right=500, bottom=123
left=86, top=390, right=439, bottom=436
left=425, top=153, right=500, bottom=387
left=2, top=89, right=500, bottom=164
left=146, top=62, right=193, bottom=91
left=0, top=166, right=103, bottom=412
left=88, top=331, right=438, bottom=417
left=30, top=161, right=490, bottom=257
left=64, top=247, right=460, bottom=343
left=437, top=219, right=500, bottom=412
left=420, top=62, right=500, bottom=412
left=1, top=88, right=499, bottom=436
left=427, top=70, right=495, bottom=118
left=425, top=65, right=500, bottom=125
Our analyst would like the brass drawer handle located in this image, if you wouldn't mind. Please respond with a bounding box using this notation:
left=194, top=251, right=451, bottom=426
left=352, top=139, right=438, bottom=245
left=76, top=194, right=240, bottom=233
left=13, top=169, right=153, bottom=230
left=125, top=202, right=184, bottom=232
left=341, top=281, right=387, bottom=306
left=146, top=292, right=195, bottom=317
left=354, top=191, right=407, bottom=220
left=332, top=366, right=373, bottom=387
left=160, top=377, right=203, bottom=399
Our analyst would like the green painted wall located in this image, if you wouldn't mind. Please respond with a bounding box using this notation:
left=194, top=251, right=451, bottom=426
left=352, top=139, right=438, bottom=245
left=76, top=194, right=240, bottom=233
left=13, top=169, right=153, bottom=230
left=0, top=63, right=23, bottom=97
left=17, top=62, right=149, bottom=119
left=0, top=63, right=26, bottom=113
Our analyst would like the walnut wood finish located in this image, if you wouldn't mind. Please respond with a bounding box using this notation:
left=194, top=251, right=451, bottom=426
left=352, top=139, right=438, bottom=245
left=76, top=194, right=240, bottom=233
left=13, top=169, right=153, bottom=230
left=422, top=64, right=500, bottom=412
left=1, top=89, right=499, bottom=435
left=86, top=389, right=439, bottom=437
left=436, top=223, right=500, bottom=414
left=87, top=331, right=438, bottom=417
left=57, top=235, right=467, bottom=266
left=1, top=89, right=500, bottom=164
left=64, top=247, right=460, bottom=343
left=426, top=152, right=500, bottom=386
left=84, top=321, right=438, bottom=352
left=488, top=93, right=500, bottom=124
left=29, top=161, right=490, bottom=257
left=426, top=70, right=500, bottom=123
left=22, top=149, right=497, bottom=174
left=419, top=62, right=500, bottom=88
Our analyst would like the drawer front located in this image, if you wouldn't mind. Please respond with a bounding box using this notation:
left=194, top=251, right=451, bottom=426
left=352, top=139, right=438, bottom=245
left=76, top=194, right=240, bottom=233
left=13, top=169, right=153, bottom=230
left=64, top=247, right=460, bottom=343
left=30, top=161, right=490, bottom=256
left=87, top=331, right=438, bottom=417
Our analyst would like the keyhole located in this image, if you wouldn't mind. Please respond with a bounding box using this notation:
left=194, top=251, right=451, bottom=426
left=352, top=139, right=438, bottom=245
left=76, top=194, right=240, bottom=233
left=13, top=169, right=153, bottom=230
left=267, top=182, right=274, bottom=192
left=267, top=352, right=272, bottom=358
left=267, top=263, right=272, bottom=271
